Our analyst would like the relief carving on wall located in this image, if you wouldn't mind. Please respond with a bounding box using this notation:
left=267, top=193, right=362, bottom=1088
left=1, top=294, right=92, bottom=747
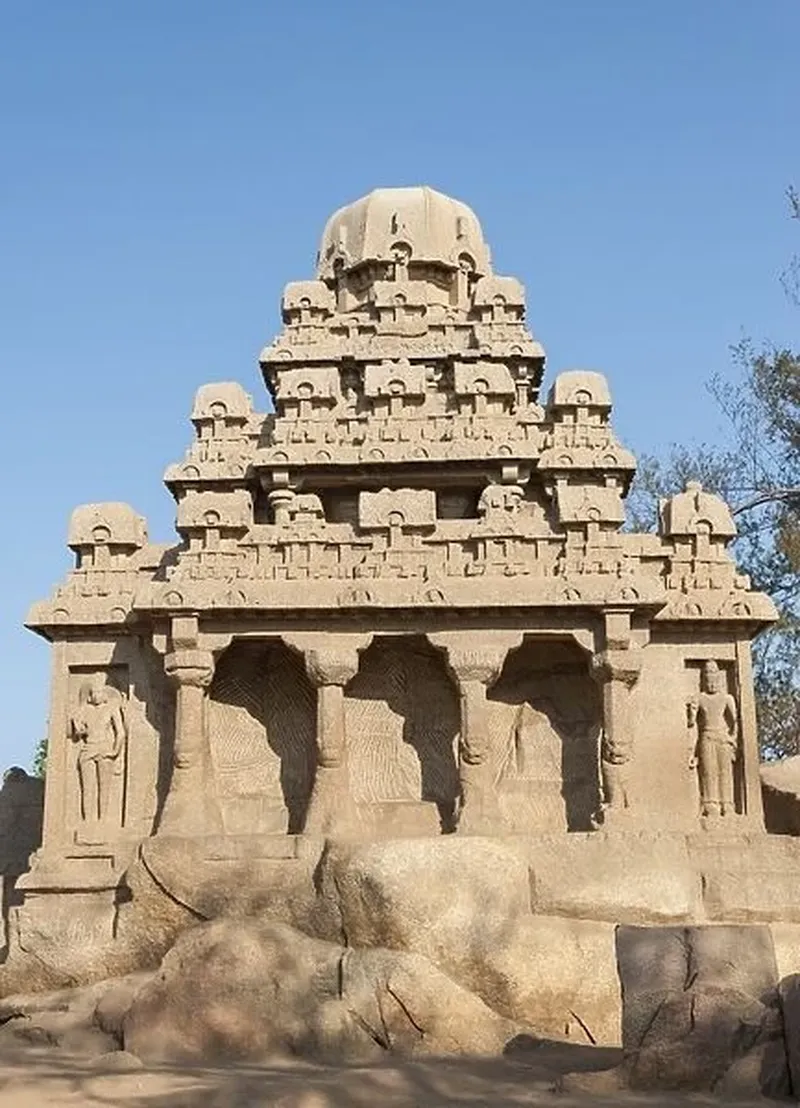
left=345, top=638, right=459, bottom=829
left=207, top=642, right=316, bottom=835
left=68, top=675, right=128, bottom=830
left=489, top=646, right=602, bottom=832
left=687, top=659, right=739, bottom=818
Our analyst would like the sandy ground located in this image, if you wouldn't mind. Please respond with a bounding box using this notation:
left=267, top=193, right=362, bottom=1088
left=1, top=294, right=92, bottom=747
left=0, top=1042, right=779, bottom=1108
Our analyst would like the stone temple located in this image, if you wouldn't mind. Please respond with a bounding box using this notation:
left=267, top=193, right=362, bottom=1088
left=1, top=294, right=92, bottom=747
left=12, top=188, right=800, bottom=1049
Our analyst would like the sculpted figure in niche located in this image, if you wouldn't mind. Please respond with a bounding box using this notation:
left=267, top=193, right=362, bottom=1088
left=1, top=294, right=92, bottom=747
left=687, top=660, right=738, bottom=818
left=69, top=679, right=127, bottom=824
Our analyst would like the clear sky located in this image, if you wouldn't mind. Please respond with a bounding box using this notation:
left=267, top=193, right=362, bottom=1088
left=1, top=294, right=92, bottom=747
left=1, top=0, right=798, bottom=770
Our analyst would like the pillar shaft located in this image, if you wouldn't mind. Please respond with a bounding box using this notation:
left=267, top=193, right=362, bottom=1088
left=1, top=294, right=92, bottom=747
left=158, top=648, right=220, bottom=836
left=428, top=631, right=522, bottom=835
left=282, top=635, right=370, bottom=838
left=316, top=682, right=346, bottom=769
left=592, top=647, right=642, bottom=823
left=459, top=679, right=489, bottom=764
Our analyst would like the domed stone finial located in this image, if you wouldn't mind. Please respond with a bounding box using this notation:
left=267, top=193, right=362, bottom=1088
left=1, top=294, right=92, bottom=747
left=659, top=482, right=736, bottom=540
left=316, top=186, right=492, bottom=281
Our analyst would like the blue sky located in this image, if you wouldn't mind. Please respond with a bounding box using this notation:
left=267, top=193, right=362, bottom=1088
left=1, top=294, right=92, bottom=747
left=1, top=0, right=798, bottom=769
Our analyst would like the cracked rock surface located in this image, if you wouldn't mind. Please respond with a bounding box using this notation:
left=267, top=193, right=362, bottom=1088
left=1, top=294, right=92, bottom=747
left=123, top=918, right=520, bottom=1063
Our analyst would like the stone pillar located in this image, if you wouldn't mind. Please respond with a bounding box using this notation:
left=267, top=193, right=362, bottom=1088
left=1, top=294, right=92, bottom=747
left=734, top=634, right=765, bottom=828
left=429, top=631, right=522, bottom=835
left=159, top=631, right=221, bottom=836
left=283, top=634, right=370, bottom=838
left=591, top=646, right=643, bottom=827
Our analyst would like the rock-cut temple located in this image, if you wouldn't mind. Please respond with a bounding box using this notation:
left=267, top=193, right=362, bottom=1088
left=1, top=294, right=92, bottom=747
left=20, top=187, right=779, bottom=962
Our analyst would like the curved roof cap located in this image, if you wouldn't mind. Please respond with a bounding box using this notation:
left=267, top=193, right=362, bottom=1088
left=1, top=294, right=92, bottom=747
left=317, top=186, right=492, bottom=281
left=68, top=503, right=147, bottom=549
left=659, top=482, right=737, bottom=540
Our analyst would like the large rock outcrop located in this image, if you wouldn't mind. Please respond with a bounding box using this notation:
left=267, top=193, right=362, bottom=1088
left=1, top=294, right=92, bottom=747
left=615, top=924, right=791, bottom=1097
left=318, top=837, right=620, bottom=1044
left=123, top=918, right=520, bottom=1063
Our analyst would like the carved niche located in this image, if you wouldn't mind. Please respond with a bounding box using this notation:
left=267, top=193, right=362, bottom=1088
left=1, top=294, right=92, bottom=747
left=685, top=659, right=741, bottom=819
left=488, top=640, right=602, bottom=831
left=345, top=637, right=460, bottom=833
left=207, top=641, right=316, bottom=834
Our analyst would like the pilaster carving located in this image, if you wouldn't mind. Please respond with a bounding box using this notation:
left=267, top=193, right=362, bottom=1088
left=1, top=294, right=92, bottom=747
left=591, top=610, right=643, bottom=826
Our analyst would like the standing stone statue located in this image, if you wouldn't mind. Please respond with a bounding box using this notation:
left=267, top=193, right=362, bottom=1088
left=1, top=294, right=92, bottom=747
left=69, top=680, right=127, bottom=825
left=687, top=660, right=738, bottom=818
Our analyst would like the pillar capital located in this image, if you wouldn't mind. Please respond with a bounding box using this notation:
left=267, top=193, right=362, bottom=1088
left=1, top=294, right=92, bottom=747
left=282, top=633, right=372, bottom=687
left=428, top=631, right=522, bottom=686
left=164, top=648, right=215, bottom=688
left=591, top=646, right=643, bottom=689
left=305, top=648, right=360, bottom=688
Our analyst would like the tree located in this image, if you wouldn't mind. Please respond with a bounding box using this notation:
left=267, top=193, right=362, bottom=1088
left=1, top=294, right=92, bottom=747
left=629, top=192, right=800, bottom=759
left=31, top=736, right=47, bottom=779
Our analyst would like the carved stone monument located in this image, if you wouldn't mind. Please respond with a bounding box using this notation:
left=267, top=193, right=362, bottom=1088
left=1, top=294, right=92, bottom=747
left=10, top=188, right=800, bottom=1044
left=70, top=679, right=127, bottom=828
left=688, top=659, right=739, bottom=818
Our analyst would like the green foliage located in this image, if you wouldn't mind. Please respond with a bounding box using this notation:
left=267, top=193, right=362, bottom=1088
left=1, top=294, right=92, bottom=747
left=628, top=342, right=800, bottom=760
left=31, top=736, right=47, bottom=779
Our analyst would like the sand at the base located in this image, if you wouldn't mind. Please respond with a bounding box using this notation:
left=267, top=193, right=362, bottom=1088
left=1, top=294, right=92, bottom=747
left=0, top=1042, right=777, bottom=1107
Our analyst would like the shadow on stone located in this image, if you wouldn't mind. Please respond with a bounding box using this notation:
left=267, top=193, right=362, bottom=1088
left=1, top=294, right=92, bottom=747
left=0, top=768, right=43, bottom=955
